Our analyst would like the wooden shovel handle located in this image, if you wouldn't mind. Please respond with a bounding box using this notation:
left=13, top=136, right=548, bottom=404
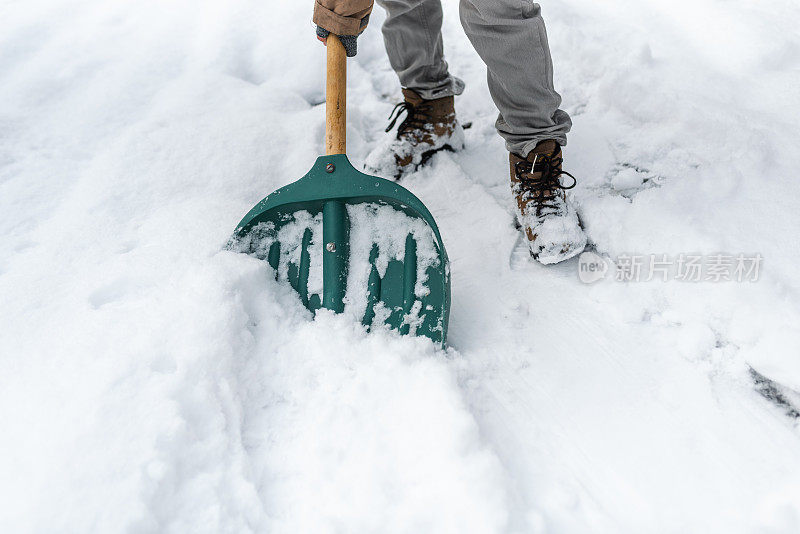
left=325, top=35, right=347, bottom=155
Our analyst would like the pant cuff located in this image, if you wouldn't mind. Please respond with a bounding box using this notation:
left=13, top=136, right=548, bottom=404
left=407, top=75, right=465, bottom=100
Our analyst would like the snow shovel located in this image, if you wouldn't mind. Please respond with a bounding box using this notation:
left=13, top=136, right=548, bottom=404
left=230, top=36, right=451, bottom=346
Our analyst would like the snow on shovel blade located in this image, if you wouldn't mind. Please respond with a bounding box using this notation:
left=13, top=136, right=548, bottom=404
left=228, top=155, right=450, bottom=346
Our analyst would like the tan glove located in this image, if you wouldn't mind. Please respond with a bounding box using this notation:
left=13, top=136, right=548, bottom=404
left=313, top=0, right=373, bottom=57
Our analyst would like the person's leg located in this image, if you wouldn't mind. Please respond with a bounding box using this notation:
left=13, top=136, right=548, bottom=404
left=375, top=0, right=464, bottom=99
left=459, top=0, right=571, bottom=156
left=367, top=0, right=466, bottom=177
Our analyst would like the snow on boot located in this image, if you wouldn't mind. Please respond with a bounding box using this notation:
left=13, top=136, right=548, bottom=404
left=365, top=88, right=464, bottom=179
left=510, top=140, right=587, bottom=264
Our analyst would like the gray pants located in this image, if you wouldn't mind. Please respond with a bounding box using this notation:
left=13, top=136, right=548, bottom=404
left=375, top=0, right=572, bottom=156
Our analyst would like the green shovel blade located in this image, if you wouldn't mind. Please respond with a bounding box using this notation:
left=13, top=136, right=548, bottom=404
left=231, top=155, right=450, bottom=346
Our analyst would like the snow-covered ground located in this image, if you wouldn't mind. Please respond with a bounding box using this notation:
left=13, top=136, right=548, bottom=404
left=2, top=0, right=800, bottom=532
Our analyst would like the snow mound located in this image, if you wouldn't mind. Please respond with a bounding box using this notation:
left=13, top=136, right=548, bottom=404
left=250, top=308, right=509, bottom=533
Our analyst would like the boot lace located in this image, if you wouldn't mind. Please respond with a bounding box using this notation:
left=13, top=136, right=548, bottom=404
left=385, top=101, right=432, bottom=137
left=514, top=153, right=577, bottom=216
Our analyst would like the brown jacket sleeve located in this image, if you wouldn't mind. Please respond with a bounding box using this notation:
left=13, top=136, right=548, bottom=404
left=313, top=0, right=373, bottom=36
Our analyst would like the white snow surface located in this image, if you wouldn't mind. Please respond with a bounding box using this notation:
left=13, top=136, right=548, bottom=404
left=2, top=0, right=800, bottom=532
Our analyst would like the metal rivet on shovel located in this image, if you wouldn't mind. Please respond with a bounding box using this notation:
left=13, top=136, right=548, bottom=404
left=229, top=35, right=451, bottom=346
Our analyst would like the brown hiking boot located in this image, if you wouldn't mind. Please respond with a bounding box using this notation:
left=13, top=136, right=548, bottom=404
left=510, top=140, right=587, bottom=264
left=365, top=88, right=464, bottom=179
